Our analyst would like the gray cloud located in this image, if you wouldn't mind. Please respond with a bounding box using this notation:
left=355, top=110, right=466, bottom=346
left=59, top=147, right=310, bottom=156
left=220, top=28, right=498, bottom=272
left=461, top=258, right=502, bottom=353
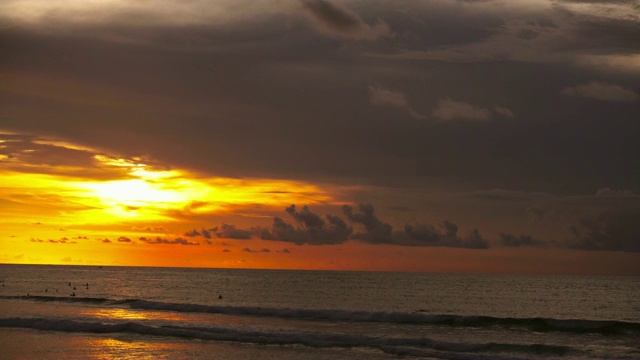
left=138, top=236, right=200, bottom=246
left=285, top=204, right=326, bottom=228
left=261, top=205, right=352, bottom=245
left=368, top=85, right=426, bottom=120
left=183, top=227, right=215, bottom=239
left=214, top=224, right=254, bottom=240
left=432, top=99, right=492, bottom=122
left=243, top=248, right=271, bottom=253
left=132, top=226, right=168, bottom=232
left=567, top=209, right=640, bottom=252
left=527, top=205, right=549, bottom=221
left=561, top=82, right=639, bottom=102
left=0, top=133, right=129, bottom=180
left=2, top=1, right=637, bottom=195
left=493, top=106, right=515, bottom=118
left=499, top=233, right=547, bottom=248
left=595, top=188, right=639, bottom=199
left=300, top=0, right=393, bottom=40
left=399, top=223, right=489, bottom=249
left=431, top=99, right=513, bottom=122
left=44, top=237, right=77, bottom=244
left=184, top=229, right=201, bottom=237
left=201, top=228, right=212, bottom=239
left=368, top=85, right=408, bottom=108
left=342, top=203, right=393, bottom=244
left=341, top=203, right=488, bottom=248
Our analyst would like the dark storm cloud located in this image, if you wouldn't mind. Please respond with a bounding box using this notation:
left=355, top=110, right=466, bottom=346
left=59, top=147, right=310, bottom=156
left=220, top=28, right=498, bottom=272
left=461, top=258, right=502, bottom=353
left=341, top=203, right=488, bottom=248
left=415, top=94, right=640, bottom=193
left=0, top=133, right=130, bottom=180
left=527, top=206, right=549, bottom=221
left=285, top=204, right=325, bottom=228
left=133, top=226, right=168, bottom=232
left=470, top=189, right=549, bottom=201
left=44, top=238, right=77, bottom=244
left=499, top=233, right=548, bottom=248
left=184, top=229, right=201, bottom=237
left=368, top=85, right=425, bottom=119
left=264, top=203, right=471, bottom=247
left=561, top=82, right=639, bottom=102
left=398, top=223, right=489, bottom=248
left=431, top=99, right=492, bottom=122
left=200, top=228, right=212, bottom=239
left=1, top=0, right=638, bottom=208
left=300, top=0, right=393, bottom=40
left=243, top=248, right=271, bottom=253
left=369, top=0, right=639, bottom=76
left=301, top=0, right=363, bottom=32
left=184, top=227, right=214, bottom=239
left=342, top=204, right=392, bottom=243
left=553, top=1, right=639, bottom=37
left=556, top=0, right=632, bottom=3
left=441, top=220, right=458, bottom=238
left=175, top=199, right=640, bottom=252
left=138, top=236, right=199, bottom=246
left=261, top=205, right=352, bottom=245
left=214, top=224, right=254, bottom=240
left=261, top=217, right=298, bottom=242
left=567, top=209, right=640, bottom=252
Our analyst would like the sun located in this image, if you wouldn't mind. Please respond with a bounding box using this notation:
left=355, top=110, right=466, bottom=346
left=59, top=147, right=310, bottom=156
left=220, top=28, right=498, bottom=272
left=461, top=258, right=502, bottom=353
left=87, top=179, right=180, bottom=204
left=71, top=163, right=212, bottom=220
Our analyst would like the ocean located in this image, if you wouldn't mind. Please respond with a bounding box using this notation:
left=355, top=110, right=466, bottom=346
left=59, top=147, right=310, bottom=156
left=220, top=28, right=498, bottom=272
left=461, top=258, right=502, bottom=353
left=0, top=264, right=638, bottom=359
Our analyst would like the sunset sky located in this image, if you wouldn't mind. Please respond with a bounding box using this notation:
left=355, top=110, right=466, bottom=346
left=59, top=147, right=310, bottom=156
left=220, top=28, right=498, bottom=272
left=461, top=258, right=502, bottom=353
left=1, top=0, right=639, bottom=274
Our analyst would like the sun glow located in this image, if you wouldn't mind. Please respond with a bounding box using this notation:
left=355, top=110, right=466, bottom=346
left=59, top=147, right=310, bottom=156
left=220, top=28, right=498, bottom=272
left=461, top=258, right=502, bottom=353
left=82, top=179, right=187, bottom=205
left=0, top=134, right=340, bottom=265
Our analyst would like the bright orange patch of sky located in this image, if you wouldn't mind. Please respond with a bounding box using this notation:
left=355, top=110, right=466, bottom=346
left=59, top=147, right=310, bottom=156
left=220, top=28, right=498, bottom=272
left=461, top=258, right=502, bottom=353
left=0, top=133, right=344, bottom=267
left=2, top=133, right=639, bottom=275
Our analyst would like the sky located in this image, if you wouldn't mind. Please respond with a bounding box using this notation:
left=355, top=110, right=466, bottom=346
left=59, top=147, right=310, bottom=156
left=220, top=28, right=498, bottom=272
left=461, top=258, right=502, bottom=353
left=1, top=0, right=639, bottom=274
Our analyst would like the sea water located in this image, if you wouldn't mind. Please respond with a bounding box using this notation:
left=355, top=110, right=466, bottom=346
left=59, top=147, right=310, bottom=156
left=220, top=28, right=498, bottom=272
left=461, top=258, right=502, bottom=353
left=0, top=264, right=638, bottom=359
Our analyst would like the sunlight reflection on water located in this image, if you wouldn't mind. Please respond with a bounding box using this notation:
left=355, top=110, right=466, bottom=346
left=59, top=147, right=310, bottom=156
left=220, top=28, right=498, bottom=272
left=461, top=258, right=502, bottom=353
left=87, top=337, right=189, bottom=360
left=84, top=308, right=186, bottom=322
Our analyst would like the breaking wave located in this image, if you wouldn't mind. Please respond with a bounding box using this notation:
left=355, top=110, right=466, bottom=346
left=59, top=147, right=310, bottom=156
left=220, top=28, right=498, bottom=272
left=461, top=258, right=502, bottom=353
left=3, top=295, right=639, bottom=335
left=0, top=317, right=571, bottom=359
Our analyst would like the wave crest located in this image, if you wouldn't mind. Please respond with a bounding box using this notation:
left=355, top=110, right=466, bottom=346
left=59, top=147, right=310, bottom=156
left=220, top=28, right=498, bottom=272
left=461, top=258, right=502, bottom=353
left=0, top=317, right=571, bottom=358
left=3, top=295, right=639, bottom=335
